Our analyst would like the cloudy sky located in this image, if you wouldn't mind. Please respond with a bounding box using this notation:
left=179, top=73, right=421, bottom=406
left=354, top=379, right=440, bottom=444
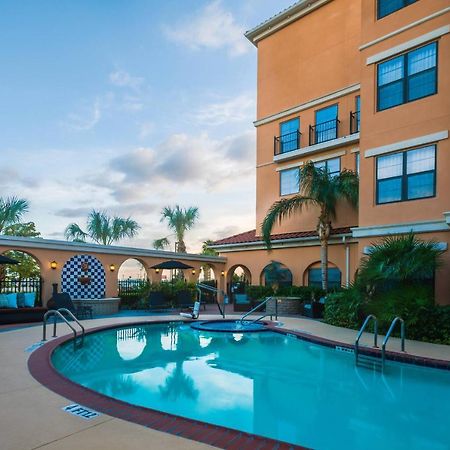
left=1, top=0, right=293, bottom=253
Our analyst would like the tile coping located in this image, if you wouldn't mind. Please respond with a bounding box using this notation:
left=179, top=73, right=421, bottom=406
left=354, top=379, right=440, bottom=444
left=27, top=319, right=450, bottom=450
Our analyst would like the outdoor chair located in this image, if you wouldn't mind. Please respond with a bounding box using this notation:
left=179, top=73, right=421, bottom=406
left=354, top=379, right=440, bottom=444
left=148, top=291, right=170, bottom=310
left=52, top=292, right=93, bottom=320
left=180, top=301, right=201, bottom=319
left=176, top=290, right=193, bottom=309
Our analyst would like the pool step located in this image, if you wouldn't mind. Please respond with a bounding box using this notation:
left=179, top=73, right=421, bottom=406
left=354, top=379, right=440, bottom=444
left=356, top=354, right=383, bottom=371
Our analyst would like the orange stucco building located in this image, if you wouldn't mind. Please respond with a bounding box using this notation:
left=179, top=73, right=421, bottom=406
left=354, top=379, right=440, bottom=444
left=212, top=0, right=450, bottom=305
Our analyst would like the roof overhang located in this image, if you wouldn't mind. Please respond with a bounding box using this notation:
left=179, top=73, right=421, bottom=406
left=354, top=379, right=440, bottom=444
left=0, top=235, right=226, bottom=264
left=244, top=0, right=332, bottom=46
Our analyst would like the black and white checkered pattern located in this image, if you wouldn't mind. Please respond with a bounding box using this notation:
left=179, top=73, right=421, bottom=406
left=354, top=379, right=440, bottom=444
left=61, top=254, right=105, bottom=299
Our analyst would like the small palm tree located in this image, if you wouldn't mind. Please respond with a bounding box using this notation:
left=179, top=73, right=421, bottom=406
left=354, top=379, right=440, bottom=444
left=358, top=233, right=443, bottom=292
left=156, top=205, right=199, bottom=253
left=0, top=196, right=29, bottom=234
left=262, top=161, right=358, bottom=291
left=153, top=237, right=170, bottom=250
left=65, top=210, right=140, bottom=245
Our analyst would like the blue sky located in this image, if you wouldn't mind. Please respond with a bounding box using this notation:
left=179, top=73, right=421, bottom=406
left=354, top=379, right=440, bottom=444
left=1, top=0, right=294, bottom=252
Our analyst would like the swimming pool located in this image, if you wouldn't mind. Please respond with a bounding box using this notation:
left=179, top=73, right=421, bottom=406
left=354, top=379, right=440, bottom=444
left=51, top=322, right=450, bottom=449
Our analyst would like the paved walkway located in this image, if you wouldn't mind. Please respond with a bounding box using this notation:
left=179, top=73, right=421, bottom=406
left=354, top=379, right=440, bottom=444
left=0, top=312, right=449, bottom=450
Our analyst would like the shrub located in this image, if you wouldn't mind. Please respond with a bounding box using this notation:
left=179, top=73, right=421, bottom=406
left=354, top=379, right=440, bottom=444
left=323, top=288, right=364, bottom=329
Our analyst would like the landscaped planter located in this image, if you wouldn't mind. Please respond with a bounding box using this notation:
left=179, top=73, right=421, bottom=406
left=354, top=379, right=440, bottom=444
left=265, top=297, right=301, bottom=315
left=72, top=297, right=120, bottom=316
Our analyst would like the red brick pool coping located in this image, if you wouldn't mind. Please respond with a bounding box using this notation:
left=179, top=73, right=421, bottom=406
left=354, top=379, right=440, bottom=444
left=28, top=320, right=450, bottom=450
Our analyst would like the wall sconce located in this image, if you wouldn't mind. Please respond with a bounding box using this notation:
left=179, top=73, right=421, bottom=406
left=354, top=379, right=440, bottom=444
left=155, top=268, right=160, bottom=274
left=50, top=261, right=57, bottom=270
left=192, top=269, right=196, bottom=276
left=221, top=270, right=225, bottom=277
left=109, top=264, right=116, bottom=272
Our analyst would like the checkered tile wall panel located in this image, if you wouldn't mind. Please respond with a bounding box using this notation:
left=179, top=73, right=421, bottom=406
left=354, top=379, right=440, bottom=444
left=61, top=254, right=105, bottom=299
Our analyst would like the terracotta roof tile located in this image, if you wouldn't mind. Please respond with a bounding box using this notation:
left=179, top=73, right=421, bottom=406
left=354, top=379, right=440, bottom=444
left=212, top=227, right=353, bottom=246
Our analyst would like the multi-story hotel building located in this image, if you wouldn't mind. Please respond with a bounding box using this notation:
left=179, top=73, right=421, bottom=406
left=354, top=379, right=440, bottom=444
left=212, top=0, right=450, bottom=305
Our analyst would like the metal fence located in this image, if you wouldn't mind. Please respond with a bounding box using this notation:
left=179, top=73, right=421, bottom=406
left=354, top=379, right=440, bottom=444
left=0, top=277, right=42, bottom=306
left=118, top=279, right=149, bottom=298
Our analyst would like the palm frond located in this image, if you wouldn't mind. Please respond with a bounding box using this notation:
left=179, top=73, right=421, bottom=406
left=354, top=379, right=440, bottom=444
left=0, top=196, right=30, bottom=233
left=261, top=195, right=318, bottom=248
left=64, top=223, right=88, bottom=242
left=153, top=237, right=170, bottom=250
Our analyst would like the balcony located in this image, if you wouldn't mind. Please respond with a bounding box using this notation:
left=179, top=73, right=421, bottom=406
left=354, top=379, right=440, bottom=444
left=350, top=111, right=360, bottom=134
left=274, top=130, right=301, bottom=156
left=308, top=119, right=339, bottom=146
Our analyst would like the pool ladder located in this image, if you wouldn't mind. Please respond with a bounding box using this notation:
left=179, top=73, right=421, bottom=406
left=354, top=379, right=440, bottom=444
left=240, top=296, right=277, bottom=325
left=355, top=315, right=405, bottom=371
left=42, top=308, right=85, bottom=347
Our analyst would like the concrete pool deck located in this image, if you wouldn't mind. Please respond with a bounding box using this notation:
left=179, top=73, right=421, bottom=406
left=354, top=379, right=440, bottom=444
left=1, top=312, right=449, bottom=450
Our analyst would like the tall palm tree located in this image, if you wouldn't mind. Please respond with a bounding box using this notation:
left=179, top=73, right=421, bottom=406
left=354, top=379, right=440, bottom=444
left=0, top=196, right=29, bottom=234
left=262, top=161, right=358, bottom=291
left=65, top=210, right=140, bottom=245
left=157, top=205, right=199, bottom=253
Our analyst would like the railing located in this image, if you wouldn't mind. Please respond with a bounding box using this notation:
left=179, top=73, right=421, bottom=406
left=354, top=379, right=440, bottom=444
left=309, top=118, right=339, bottom=146
left=240, top=296, right=276, bottom=325
left=42, top=308, right=85, bottom=346
left=274, top=130, right=301, bottom=156
left=355, top=314, right=378, bottom=365
left=350, top=111, right=360, bottom=134
left=196, top=282, right=226, bottom=318
left=381, top=316, right=405, bottom=366
left=0, top=277, right=42, bottom=306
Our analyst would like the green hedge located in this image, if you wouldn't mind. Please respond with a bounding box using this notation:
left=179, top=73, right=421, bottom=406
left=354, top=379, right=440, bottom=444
left=323, top=285, right=450, bottom=344
left=245, top=285, right=326, bottom=302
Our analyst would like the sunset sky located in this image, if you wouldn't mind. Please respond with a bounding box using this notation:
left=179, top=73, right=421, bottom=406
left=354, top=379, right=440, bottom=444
left=1, top=0, right=294, bottom=252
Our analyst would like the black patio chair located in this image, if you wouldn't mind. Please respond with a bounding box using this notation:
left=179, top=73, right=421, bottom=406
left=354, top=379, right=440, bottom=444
left=148, top=291, right=171, bottom=310
left=52, top=292, right=93, bottom=320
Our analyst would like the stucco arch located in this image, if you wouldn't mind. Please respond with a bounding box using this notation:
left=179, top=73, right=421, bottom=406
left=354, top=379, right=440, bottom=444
left=303, top=260, right=342, bottom=288
left=226, top=264, right=252, bottom=286
left=1, top=248, right=43, bottom=272
left=118, top=257, right=149, bottom=281
left=259, top=261, right=293, bottom=287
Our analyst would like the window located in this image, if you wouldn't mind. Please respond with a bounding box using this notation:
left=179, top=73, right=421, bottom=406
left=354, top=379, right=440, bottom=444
left=314, top=157, right=341, bottom=177
left=308, top=268, right=341, bottom=289
left=355, top=153, right=360, bottom=175
left=378, top=0, right=418, bottom=20
left=314, top=105, right=338, bottom=144
left=376, top=145, right=436, bottom=204
left=280, top=167, right=299, bottom=196
left=279, top=118, right=300, bottom=153
left=355, top=96, right=360, bottom=132
left=377, top=42, right=437, bottom=111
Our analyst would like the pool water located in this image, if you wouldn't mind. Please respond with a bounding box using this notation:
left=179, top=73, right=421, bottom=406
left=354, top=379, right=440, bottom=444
left=52, top=322, right=450, bottom=450
left=190, top=319, right=269, bottom=332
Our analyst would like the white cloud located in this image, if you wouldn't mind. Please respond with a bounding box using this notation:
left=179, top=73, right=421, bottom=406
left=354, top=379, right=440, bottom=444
left=65, top=98, right=102, bottom=131
left=164, top=0, right=250, bottom=57
left=109, top=70, right=144, bottom=91
left=139, top=121, right=155, bottom=139
left=191, top=93, right=255, bottom=126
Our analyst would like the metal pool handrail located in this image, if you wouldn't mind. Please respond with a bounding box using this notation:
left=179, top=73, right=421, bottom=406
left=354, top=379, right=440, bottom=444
left=240, top=296, right=276, bottom=325
left=382, top=316, right=405, bottom=366
left=196, top=283, right=226, bottom=318
left=43, top=308, right=85, bottom=344
left=355, top=314, right=378, bottom=364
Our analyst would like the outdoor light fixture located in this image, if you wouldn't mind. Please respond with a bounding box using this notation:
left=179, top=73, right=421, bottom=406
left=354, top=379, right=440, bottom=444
left=50, top=261, right=57, bottom=270
left=155, top=268, right=160, bottom=274
left=192, top=269, right=196, bottom=275
left=109, top=264, right=116, bottom=272
left=221, top=270, right=225, bottom=276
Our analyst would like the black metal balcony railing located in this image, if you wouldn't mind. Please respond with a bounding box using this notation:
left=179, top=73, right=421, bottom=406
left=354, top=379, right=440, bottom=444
left=309, top=118, right=340, bottom=146
left=350, top=111, right=360, bottom=134
left=274, top=130, right=301, bottom=156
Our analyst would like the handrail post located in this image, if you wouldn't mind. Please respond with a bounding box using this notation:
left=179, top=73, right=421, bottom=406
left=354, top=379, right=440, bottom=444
left=53, top=313, right=57, bottom=337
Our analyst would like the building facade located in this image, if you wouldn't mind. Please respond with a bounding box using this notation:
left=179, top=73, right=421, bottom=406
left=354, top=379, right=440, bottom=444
left=212, top=0, right=450, bottom=305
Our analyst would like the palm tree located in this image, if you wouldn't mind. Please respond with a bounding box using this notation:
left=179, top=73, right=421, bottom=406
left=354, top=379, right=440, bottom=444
left=0, top=196, right=29, bottom=234
left=262, top=161, right=358, bottom=291
left=153, top=237, right=170, bottom=250
left=156, top=205, right=199, bottom=253
left=65, top=210, right=140, bottom=245
left=357, top=233, right=443, bottom=293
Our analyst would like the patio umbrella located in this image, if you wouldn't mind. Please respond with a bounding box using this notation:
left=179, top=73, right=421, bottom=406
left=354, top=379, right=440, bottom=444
left=0, top=255, right=19, bottom=264
left=151, top=260, right=194, bottom=294
left=150, top=260, right=194, bottom=270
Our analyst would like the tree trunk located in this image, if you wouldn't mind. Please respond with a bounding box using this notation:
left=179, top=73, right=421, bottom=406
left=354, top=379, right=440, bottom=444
left=317, top=219, right=331, bottom=291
